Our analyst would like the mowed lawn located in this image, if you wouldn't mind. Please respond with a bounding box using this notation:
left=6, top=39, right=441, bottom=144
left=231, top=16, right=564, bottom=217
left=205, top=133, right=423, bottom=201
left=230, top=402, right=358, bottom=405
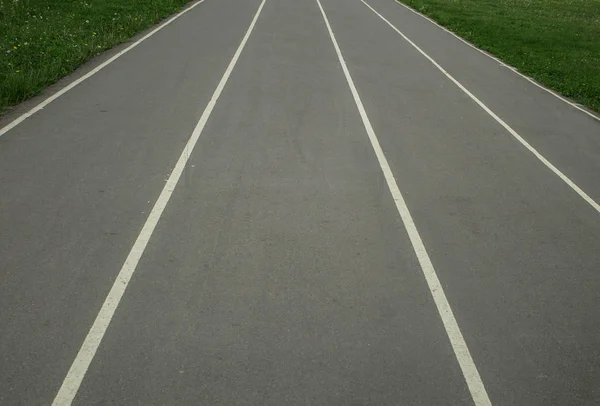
left=0, top=0, right=191, bottom=113
left=399, top=0, right=600, bottom=113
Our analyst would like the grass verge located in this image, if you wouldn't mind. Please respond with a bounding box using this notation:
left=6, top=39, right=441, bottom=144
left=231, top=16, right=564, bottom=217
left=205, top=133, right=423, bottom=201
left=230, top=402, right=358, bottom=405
left=398, top=0, right=600, bottom=113
left=0, top=0, right=192, bottom=113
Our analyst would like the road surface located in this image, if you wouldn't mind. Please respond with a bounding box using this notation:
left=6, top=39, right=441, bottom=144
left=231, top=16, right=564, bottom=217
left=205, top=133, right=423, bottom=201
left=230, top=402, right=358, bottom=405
left=1, top=0, right=599, bottom=404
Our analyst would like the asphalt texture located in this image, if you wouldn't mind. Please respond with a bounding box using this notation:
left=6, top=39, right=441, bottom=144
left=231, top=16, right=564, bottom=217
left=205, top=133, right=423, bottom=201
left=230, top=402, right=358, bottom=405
left=0, top=0, right=599, bottom=404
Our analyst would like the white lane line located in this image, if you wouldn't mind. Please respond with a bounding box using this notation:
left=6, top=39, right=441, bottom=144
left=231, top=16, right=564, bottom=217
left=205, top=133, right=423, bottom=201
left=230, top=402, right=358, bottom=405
left=314, top=0, right=492, bottom=405
left=0, top=0, right=209, bottom=138
left=394, top=0, right=600, bottom=123
left=361, top=0, right=600, bottom=215
left=51, top=0, right=266, bottom=404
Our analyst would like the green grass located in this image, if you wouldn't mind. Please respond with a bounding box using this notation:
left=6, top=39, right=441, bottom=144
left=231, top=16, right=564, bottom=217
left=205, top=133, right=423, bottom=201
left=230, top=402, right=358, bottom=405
left=398, top=0, right=600, bottom=113
left=0, top=0, right=192, bottom=113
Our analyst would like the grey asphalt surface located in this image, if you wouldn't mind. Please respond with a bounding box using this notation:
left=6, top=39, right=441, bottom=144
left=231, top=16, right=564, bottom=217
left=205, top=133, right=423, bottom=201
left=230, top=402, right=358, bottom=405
left=0, top=0, right=599, bottom=404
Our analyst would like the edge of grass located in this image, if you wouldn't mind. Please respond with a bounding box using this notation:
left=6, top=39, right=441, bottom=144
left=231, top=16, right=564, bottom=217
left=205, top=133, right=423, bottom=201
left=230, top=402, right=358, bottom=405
left=395, top=0, right=600, bottom=115
left=0, top=0, right=195, bottom=115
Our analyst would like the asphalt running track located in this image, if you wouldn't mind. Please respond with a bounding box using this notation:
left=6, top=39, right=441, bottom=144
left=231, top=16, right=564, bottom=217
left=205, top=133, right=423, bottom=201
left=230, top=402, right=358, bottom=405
left=1, top=0, right=599, bottom=404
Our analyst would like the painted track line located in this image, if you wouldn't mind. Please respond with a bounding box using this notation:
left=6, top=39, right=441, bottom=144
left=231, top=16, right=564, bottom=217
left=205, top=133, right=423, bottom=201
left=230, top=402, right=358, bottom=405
left=51, top=0, right=266, bottom=404
left=361, top=0, right=600, bottom=215
left=394, top=0, right=600, bottom=123
left=314, top=0, right=492, bottom=404
left=0, top=0, right=208, bottom=138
